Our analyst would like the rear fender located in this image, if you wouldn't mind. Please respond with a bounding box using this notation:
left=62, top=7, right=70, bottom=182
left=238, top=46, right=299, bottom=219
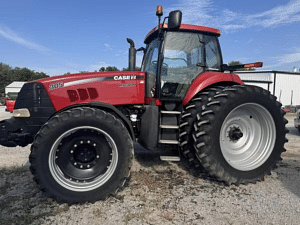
left=182, top=72, right=243, bottom=105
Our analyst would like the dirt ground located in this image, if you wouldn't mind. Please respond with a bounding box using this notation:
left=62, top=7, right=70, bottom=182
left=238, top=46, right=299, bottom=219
left=0, top=106, right=299, bottom=224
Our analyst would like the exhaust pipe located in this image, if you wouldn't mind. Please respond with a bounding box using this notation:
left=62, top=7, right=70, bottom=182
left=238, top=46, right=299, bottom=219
left=127, top=38, right=136, bottom=71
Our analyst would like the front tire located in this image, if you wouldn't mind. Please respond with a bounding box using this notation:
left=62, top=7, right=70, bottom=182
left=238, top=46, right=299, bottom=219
left=193, top=85, right=288, bottom=185
left=30, top=107, right=133, bottom=204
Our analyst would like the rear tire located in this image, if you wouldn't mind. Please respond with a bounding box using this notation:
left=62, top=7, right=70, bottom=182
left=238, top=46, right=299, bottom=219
left=193, top=85, right=288, bottom=185
left=30, top=107, right=133, bottom=204
left=179, top=87, right=223, bottom=167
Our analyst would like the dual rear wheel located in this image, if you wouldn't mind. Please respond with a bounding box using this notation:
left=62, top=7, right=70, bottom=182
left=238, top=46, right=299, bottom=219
left=180, top=85, right=288, bottom=185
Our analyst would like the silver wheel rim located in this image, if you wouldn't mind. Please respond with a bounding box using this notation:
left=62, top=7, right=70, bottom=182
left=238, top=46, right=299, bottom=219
left=220, top=103, right=276, bottom=171
left=49, top=126, right=118, bottom=192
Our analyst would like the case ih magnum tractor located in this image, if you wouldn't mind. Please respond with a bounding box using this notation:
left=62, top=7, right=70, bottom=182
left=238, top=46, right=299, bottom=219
left=0, top=6, right=287, bottom=204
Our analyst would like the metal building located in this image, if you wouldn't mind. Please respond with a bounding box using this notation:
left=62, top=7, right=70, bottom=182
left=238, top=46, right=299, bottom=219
left=236, top=70, right=300, bottom=107
left=5, top=82, right=26, bottom=95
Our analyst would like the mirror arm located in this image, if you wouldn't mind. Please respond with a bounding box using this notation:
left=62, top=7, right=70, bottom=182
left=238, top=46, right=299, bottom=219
left=137, top=47, right=145, bottom=53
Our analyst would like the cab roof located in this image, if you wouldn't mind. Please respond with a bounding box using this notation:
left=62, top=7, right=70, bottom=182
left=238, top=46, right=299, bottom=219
left=144, top=24, right=221, bottom=44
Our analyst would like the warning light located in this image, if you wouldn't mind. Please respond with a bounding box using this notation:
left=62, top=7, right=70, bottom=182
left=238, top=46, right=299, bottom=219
left=156, top=5, right=163, bottom=17
left=244, top=62, right=263, bottom=68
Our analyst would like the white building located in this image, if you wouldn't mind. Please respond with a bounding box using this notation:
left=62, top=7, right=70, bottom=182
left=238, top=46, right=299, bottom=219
left=236, top=70, right=300, bottom=107
left=5, top=82, right=26, bottom=95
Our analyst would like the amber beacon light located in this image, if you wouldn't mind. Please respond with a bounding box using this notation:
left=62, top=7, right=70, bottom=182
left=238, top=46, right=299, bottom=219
left=156, top=5, right=163, bottom=16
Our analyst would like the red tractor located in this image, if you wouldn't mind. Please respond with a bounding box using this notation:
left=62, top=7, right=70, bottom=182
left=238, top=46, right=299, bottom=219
left=0, top=6, right=287, bottom=204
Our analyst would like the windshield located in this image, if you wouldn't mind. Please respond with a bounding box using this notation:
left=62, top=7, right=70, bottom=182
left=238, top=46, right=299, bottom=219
left=161, top=31, right=221, bottom=98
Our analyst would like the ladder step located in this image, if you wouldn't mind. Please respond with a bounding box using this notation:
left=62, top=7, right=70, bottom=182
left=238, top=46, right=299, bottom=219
left=160, top=156, right=181, bottom=161
left=160, top=125, right=179, bottom=129
left=161, top=111, right=181, bottom=114
left=159, top=140, right=180, bottom=144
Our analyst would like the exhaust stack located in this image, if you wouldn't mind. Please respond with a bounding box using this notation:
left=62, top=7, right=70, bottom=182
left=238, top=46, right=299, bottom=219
left=126, top=38, right=136, bottom=71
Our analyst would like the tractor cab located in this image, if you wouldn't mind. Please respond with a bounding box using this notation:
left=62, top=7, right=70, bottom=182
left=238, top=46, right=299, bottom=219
left=141, top=10, right=222, bottom=103
left=135, top=7, right=225, bottom=155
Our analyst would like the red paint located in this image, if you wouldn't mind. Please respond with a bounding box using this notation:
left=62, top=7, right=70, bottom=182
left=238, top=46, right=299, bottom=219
left=145, top=98, right=162, bottom=106
left=6, top=100, right=15, bottom=113
left=179, top=24, right=221, bottom=35
left=145, top=24, right=221, bottom=43
left=182, top=72, right=243, bottom=106
left=32, top=71, right=146, bottom=112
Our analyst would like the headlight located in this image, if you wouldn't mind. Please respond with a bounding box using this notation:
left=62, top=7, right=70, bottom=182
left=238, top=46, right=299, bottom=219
left=13, top=108, right=31, bottom=117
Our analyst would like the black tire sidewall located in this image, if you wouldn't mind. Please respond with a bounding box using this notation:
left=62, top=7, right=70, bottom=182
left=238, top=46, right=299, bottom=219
left=32, top=108, right=132, bottom=202
left=206, top=86, right=285, bottom=180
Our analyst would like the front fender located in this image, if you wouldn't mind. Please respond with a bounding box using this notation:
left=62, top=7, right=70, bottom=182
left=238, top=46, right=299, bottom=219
left=182, top=72, right=243, bottom=105
left=55, top=102, right=136, bottom=141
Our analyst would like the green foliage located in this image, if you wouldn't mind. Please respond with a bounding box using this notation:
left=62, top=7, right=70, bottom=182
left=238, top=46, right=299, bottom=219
left=99, top=66, right=119, bottom=72
left=122, top=67, right=141, bottom=71
left=0, top=62, right=49, bottom=94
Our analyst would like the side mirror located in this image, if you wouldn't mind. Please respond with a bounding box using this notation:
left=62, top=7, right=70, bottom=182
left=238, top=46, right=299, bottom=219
left=168, top=10, right=182, bottom=30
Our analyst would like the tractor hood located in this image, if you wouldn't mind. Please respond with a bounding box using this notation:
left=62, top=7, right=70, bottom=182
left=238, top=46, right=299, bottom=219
left=26, top=71, right=146, bottom=111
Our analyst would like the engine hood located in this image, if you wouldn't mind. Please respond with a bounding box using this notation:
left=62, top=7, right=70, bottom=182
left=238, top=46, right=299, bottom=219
left=31, top=71, right=144, bottom=88
left=27, top=71, right=146, bottom=111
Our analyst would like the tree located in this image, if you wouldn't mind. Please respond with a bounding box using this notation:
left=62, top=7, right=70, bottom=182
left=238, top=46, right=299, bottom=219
left=98, top=66, right=119, bottom=72
left=0, top=62, right=49, bottom=93
left=228, top=61, right=255, bottom=71
left=105, top=66, right=119, bottom=72
left=122, top=67, right=141, bottom=71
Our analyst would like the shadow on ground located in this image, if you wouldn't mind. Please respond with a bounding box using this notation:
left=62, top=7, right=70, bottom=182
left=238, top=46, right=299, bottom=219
left=276, top=159, right=300, bottom=199
left=133, top=142, right=224, bottom=185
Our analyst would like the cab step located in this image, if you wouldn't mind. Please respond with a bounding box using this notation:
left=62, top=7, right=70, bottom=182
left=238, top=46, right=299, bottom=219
left=160, top=110, right=181, bottom=114
left=160, top=156, right=181, bottom=161
left=159, top=140, right=180, bottom=144
left=160, top=125, right=179, bottom=129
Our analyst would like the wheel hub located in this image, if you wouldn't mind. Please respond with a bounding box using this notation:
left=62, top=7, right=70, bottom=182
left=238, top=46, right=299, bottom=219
left=68, top=140, right=100, bottom=170
left=228, top=126, right=243, bottom=141
left=73, top=143, right=97, bottom=163
left=54, top=130, right=113, bottom=183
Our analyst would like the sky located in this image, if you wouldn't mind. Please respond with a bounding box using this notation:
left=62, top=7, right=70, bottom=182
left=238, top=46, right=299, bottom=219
left=0, top=0, right=300, bottom=76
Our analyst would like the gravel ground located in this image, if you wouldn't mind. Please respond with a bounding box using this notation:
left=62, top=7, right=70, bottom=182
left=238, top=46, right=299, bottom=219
left=0, top=106, right=299, bottom=224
